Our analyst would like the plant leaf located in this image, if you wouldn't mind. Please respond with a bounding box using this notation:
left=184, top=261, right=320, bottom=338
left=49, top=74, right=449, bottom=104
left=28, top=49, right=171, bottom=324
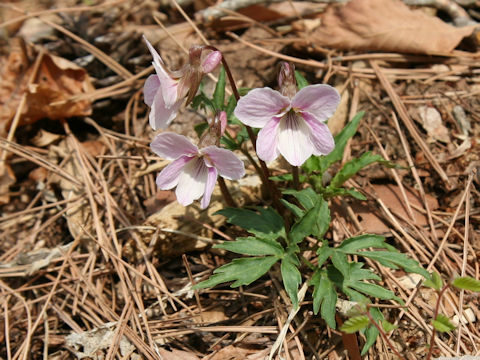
left=338, top=234, right=387, bottom=253
left=381, top=320, right=397, bottom=333
left=281, top=255, right=302, bottom=308
left=331, top=251, right=349, bottom=277
left=348, top=281, right=398, bottom=301
left=433, top=314, right=456, bottom=333
left=329, top=152, right=397, bottom=189
left=194, top=256, right=279, bottom=289
left=311, top=271, right=337, bottom=328
left=289, top=196, right=330, bottom=244
left=452, top=277, right=480, bottom=292
left=215, top=237, right=284, bottom=256
left=354, top=251, right=429, bottom=278
left=340, top=315, right=370, bottom=333
left=213, top=66, right=226, bottom=109
left=216, top=207, right=285, bottom=241
left=225, top=94, right=237, bottom=119
left=323, top=187, right=367, bottom=200
left=424, top=271, right=443, bottom=291
left=295, top=70, right=309, bottom=90
left=280, top=198, right=304, bottom=218
left=194, top=122, right=209, bottom=138
left=318, top=111, right=364, bottom=172
left=283, top=188, right=318, bottom=210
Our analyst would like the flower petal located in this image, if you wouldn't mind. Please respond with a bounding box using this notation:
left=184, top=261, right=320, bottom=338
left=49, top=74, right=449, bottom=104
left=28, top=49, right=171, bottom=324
left=152, top=61, right=179, bottom=108
left=201, top=51, right=222, bottom=73
left=144, top=36, right=164, bottom=68
left=176, top=158, right=208, bottom=206
left=144, top=75, right=159, bottom=107
left=201, top=146, right=245, bottom=180
left=303, top=112, right=335, bottom=156
left=291, top=84, right=340, bottom=122
left=156, top=155, right=192, bottom=190
left=201, top=167, right=218, bottom=209
left=256, top=117, right=280, bottom=163
left=278, top=112, right=314, bottom=166
left=234, top=88, right=290, bottom=127
left=144, top=36, right=179, bottom=108
left=149, top=93, right=182, bottom=130
left=151, top=132, right=198, bottom=160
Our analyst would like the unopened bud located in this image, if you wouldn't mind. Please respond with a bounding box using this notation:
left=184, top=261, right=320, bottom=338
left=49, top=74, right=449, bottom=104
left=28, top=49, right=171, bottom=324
left=202, top=51, right=222, bottom=73
left=278, top=62, right=296, bottom=98
left=198, top=111, right=227, bottom=148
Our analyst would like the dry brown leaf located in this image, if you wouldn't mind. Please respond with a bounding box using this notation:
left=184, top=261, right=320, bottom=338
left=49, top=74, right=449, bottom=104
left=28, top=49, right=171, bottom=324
left=31, top=129, right=62, bottom=147
left=307, top=0, right=475, bottom=55
left=0, top=162, right=16, bottom=204
left=205, top=345, right=258, bottom=360
left=417, top=106, right=450, bottom=143
left=0, top=242, right=73, bottom=277
left=348, top=184, right=439, bottom=234
left=158, top=348, right=200, bottom=360
left=0, top=39, right=94, bottom=137
left=66, top=322, right=137, bottom=359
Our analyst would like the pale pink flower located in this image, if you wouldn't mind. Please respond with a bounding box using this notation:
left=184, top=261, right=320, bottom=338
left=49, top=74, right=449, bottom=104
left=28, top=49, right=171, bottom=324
left=234, top=79, right=340, bottom=166
left=143, top=36, right=222, bottom=130
left=151, top=131, right=244, bottom=208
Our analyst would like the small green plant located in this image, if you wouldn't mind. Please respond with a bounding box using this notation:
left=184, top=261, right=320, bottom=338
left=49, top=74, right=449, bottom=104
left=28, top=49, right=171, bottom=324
left=340, top=273, right=480, bottom=359
left=142, top=39, right=435, bottom=355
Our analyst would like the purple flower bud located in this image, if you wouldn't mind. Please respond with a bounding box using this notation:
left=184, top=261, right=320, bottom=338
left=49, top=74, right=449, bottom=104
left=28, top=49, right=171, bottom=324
left=278, top=62, right=297, bottom=98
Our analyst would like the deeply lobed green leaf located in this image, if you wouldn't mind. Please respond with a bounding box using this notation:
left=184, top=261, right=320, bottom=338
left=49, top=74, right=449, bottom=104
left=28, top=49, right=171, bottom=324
left=215, top=237, right=284, bottom=256
left=194, top=256, right=280, bottom=289
left=216, top=207, right=285, bottom=241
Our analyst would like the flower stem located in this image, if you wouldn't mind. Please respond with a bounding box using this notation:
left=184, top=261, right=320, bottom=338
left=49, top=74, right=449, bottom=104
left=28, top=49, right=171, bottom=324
left=205, top=45, right=283, bottom=210
left=218, top=177, right=236, bottom=208
left=426, top=284, right=450, bottom=360
left=292, top=166, right=299, bottom=190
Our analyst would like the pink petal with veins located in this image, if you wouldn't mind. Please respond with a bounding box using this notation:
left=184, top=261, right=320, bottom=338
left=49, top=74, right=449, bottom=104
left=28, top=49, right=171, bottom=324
left=176, top=158, right=209, bottom=206
left=291, top=84, right=340, bottom=122
left=277, top=112, right=314, bottom=166
left=151, top=132, right=198, bottom=159
left=234, top=88, right=290, bottom=127
left=202, top=146, right=245, bottom=180
left=256, top=117, right=281, bottom=163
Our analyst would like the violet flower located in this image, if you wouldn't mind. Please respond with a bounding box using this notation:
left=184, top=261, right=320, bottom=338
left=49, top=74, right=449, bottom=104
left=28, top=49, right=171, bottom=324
left=151, top=127, right=244, bottom=209
left=234, top=64, right=340, bottom=166
left=143, top=37, right=222, bottom=130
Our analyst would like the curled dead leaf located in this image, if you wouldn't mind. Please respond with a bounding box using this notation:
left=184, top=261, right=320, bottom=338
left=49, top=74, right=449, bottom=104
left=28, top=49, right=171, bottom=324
left=0, top=39, right=94, bottom=137
left=306, top=0, right=476, bottom=55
